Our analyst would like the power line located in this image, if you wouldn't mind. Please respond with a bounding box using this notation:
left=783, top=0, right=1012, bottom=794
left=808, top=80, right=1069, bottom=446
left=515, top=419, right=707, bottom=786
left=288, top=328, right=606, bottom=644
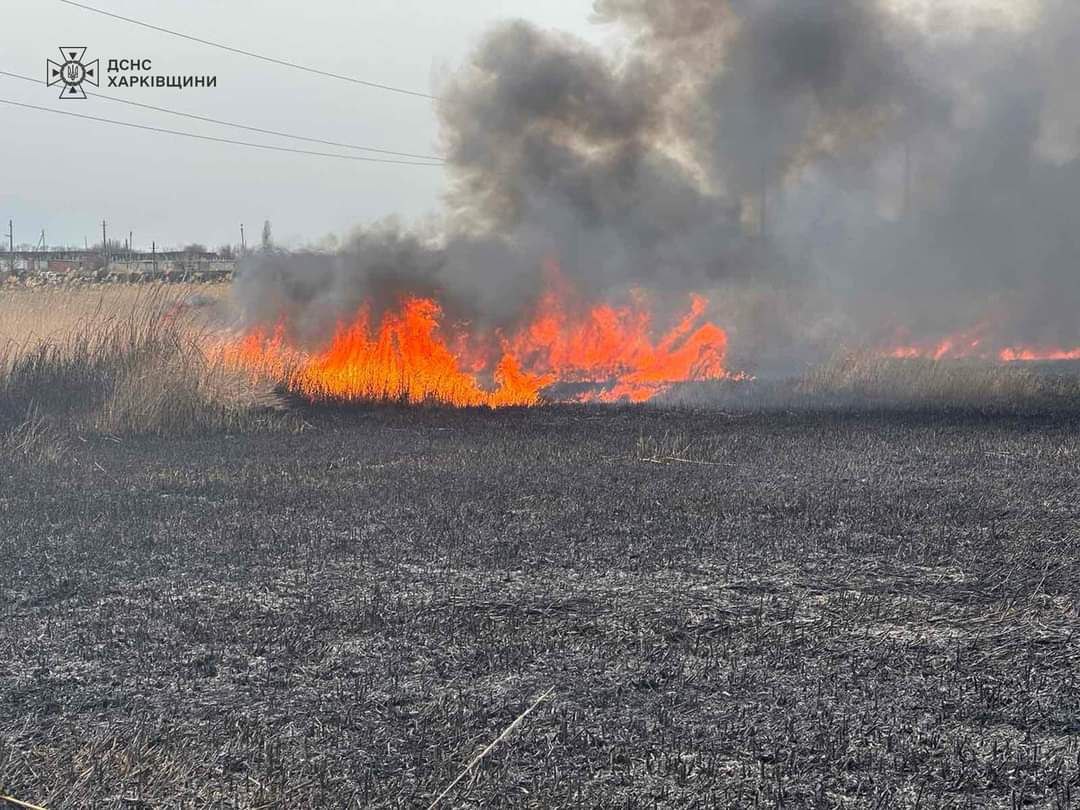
left=0, top=97, right=443, bottom=166
left=56, top=0, right=438, bottom=100
left=0, top=69, right=443, bottom=161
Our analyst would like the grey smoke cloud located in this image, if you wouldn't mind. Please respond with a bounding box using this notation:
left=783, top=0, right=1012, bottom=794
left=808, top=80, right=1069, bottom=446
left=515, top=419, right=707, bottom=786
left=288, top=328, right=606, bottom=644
left=236, top=0, right=1080, bottom=361
left=435, top=18, right=761, bottom=298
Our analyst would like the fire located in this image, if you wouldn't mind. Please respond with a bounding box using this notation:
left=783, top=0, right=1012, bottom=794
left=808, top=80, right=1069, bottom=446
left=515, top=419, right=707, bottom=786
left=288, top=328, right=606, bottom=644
left=881, top=324, right=1080, bottom=364
left=884, top=324, right=989, bottom=361
left=219, top=279, right=734, bottom=407
left=998, top=347, right=1080, bottom=362
left=501, top=288, right=728, bottom=403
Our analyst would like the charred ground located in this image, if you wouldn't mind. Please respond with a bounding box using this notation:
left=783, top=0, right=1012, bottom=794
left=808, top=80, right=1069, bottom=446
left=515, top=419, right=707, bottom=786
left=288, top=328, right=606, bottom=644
left=1, top=405, right=1079, bottom=808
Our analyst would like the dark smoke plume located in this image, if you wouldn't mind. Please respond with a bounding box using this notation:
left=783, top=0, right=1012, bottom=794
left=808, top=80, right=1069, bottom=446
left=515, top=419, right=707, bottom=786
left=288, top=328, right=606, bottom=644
left=236, top=0, right=1080, bottom=365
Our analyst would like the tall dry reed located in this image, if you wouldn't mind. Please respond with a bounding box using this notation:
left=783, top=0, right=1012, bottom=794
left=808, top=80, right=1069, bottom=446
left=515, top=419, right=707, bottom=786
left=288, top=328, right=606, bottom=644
left=0, top=285, right=284, bottom=456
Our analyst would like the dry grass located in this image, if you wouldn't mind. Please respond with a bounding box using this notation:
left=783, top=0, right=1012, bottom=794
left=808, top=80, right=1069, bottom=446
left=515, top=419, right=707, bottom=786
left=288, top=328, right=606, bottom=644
left=661, top=351, right=1080, bottom=412
left=0, top=284, right=288, bottom=451
left=800, top=350, right=1080, bottom=410
left=0, top=410, right=65, bottom=465
left=0, top=283, right=226, bottom=349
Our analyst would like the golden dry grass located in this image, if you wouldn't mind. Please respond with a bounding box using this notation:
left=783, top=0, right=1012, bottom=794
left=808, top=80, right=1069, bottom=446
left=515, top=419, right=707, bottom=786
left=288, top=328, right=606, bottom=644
left=0, top=283, right=227, bottom=350
left=0, top=284, right=286, bottom=451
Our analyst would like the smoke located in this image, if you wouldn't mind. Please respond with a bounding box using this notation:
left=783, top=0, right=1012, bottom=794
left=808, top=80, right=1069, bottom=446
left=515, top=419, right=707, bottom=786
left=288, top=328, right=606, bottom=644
left=233, top=223, right=449, bottom=345
left=435, top=18, right=766, bottom=305
left=823, top=0, right=1080, bottom=346
left=235, top=0, right=1080, bottom=364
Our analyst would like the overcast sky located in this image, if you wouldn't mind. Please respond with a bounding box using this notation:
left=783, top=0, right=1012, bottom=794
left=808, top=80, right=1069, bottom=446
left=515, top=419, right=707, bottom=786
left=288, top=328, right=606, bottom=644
left=1, top=0, right=604, bottom=249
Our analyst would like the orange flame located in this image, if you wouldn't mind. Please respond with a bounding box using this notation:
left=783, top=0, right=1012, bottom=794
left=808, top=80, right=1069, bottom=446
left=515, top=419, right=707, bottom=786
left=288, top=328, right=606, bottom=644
left=882, top=324, right=1080, bottom=364
left=998, top=347, right=1080, bottom=362
left=884, top=323, right=989, bottom=361
left=219, top=279, right=734, bottom=407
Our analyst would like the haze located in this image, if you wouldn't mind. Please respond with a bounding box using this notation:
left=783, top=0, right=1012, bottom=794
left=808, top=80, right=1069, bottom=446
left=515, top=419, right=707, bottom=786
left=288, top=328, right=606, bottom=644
left=1, top=0, right=601, bottom=249
left=0, top=0, right=1044, bottom=250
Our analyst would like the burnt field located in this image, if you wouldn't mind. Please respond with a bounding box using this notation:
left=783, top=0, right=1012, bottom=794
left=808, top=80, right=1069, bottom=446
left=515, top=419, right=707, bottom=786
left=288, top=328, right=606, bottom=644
left=2, top=405, right=1079, bottom=808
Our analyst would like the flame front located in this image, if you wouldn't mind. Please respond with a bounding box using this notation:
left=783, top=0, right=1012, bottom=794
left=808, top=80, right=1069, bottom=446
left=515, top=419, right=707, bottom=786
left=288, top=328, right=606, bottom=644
left=220, top=283, right=733, bottom=408
left=997, top=347, right=1080, bottom=362
left=881, top=324, right=1080, bottom=364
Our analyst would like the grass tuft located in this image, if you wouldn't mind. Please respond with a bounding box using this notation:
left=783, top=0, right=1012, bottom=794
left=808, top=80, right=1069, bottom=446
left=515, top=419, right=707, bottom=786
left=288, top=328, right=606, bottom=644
left=0, top=409, right=66, bottom=465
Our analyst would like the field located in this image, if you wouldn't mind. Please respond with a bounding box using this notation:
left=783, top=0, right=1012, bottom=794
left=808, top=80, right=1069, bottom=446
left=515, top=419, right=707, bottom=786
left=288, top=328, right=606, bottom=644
left=1, top=287, right=1079, bottom=808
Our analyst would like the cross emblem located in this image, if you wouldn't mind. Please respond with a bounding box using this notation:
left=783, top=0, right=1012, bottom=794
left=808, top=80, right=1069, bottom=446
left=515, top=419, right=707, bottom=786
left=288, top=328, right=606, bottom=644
left=46, top=47, right=99, bottom=100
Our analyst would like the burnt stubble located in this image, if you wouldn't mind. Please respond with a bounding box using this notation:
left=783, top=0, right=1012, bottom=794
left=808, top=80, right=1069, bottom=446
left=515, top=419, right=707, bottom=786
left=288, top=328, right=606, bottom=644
left=2, top=405, right=1079, bottom=808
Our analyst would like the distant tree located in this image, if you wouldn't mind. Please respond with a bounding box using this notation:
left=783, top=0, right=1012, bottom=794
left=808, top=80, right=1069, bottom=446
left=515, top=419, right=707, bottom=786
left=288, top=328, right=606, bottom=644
left=261, top=220, right=273, bottom=252
left=183, top=243, right=208, bottom=255
left=218, top=244, right=236, bottom=260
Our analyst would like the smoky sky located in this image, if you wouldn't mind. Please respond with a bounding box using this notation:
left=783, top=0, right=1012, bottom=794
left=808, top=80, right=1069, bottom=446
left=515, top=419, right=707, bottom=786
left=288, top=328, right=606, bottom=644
left=239, top=0, right=1080, bottom=355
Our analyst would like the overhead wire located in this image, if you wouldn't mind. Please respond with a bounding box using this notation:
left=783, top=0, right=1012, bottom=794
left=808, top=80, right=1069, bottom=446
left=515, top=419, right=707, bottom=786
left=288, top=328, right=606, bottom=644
left=0, top=69, right=443, bottom=162
left=56, top=0, right=439, bottom=100
left=0, top=97, right=444, bottom=166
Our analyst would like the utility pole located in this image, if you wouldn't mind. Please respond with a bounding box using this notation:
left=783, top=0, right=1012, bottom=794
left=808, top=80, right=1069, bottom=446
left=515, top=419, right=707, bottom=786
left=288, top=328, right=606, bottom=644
left=7, top=220, right=13, bottom=275
left=101, top=219, right=108, bottom=269
left=152, top=240, right=157, bottom=274
left=129, top=230, right=133, bottom=254
left=240, top=223, right=246, bottom=255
